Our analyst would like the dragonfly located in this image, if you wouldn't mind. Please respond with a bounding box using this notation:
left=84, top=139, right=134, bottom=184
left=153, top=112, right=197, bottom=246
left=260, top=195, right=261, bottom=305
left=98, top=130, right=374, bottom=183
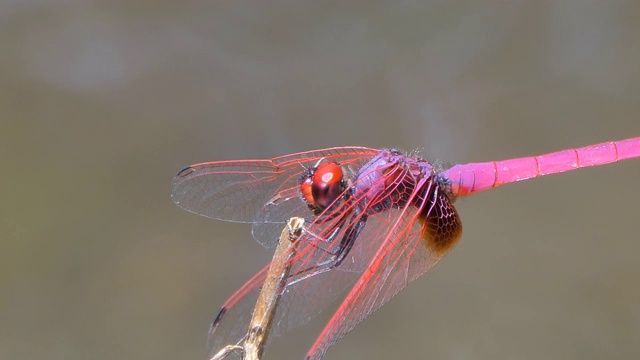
left=171, top=137, right=640, bottom=360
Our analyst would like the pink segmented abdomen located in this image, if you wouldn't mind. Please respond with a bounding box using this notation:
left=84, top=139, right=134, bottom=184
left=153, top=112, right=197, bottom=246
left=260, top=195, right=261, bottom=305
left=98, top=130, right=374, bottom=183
left=443, top=137, right=640, bottom=198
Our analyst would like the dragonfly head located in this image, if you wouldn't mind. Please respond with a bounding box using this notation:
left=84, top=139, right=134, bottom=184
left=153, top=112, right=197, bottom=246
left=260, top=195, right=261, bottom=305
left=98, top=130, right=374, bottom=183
left=299, top=161, right=346, bottom=215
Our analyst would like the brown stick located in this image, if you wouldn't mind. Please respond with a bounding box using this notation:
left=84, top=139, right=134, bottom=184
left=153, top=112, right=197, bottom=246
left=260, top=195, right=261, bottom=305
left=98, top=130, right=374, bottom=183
left=210, top=217, right=305, bottom=360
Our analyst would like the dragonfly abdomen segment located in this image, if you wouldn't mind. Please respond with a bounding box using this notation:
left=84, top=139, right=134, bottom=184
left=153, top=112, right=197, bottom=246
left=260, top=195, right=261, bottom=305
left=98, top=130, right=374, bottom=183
left=442, top=138, right=640, bottom=197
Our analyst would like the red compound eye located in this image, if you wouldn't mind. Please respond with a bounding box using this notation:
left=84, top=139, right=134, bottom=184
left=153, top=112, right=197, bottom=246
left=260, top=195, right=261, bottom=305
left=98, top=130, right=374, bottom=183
left=299, top=161, right=345, bottom=213
left=312, top=162, right=344, bottom=209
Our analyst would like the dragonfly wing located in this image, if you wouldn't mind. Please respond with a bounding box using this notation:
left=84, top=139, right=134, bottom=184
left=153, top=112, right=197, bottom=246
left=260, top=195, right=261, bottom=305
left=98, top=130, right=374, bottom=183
left=172, top=159, right=283, bottom=223
left=171, top=147, right=379, bottom=246
left=305, top=185, right=463, bottom=360
left=206, top=214, right=367, bottom=358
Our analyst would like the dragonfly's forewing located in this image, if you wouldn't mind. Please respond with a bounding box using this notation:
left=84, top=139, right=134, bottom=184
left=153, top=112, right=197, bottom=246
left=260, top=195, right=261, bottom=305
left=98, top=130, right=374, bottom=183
left=171, top=147, right=379, bottom=248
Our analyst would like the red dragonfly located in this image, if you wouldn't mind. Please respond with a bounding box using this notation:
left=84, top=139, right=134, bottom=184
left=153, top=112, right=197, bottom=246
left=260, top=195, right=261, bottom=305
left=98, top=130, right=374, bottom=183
left=171, top=137, right=640, bottom=360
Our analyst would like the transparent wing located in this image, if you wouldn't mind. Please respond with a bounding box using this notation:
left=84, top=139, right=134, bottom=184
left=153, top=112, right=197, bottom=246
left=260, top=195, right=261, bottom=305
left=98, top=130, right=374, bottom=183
left=305, top=185, right=463, bottom=360
left=171, top=146, right=379, bottom=247
left=205, top=162, right=415, bottom=357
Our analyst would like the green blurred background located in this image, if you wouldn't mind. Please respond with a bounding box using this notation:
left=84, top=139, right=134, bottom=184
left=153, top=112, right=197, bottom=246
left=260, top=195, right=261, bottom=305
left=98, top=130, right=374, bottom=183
left=2, top=2, right=639, bottom=360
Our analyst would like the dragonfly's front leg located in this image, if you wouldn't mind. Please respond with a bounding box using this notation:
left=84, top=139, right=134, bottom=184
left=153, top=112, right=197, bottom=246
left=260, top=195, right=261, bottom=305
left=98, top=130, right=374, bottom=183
left=287, top=210, right=368, bottom=287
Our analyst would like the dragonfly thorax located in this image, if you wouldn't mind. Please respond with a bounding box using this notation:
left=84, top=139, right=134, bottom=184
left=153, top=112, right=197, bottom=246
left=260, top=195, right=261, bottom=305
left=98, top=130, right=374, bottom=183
left=352, top=149, right=434, bottom=215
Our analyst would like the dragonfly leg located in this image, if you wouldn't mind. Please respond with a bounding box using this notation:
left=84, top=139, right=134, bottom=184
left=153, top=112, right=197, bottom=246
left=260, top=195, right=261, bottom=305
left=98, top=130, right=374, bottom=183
left=287, top=212, right=368, bottom=287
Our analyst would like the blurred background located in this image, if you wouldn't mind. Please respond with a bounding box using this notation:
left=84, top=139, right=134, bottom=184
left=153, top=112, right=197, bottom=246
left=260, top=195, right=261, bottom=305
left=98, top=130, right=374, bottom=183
left=2, top=2, right=639, bottom=360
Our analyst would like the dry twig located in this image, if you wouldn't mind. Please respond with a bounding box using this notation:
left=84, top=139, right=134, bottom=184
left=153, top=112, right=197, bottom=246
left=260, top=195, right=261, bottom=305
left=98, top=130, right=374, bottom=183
left=211, top=217, right=305, bottom=360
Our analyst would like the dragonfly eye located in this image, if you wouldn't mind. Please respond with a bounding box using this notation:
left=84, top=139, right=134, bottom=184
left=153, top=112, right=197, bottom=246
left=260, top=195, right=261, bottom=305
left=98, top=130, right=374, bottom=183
left=299, top=161, right=345, bottom=214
